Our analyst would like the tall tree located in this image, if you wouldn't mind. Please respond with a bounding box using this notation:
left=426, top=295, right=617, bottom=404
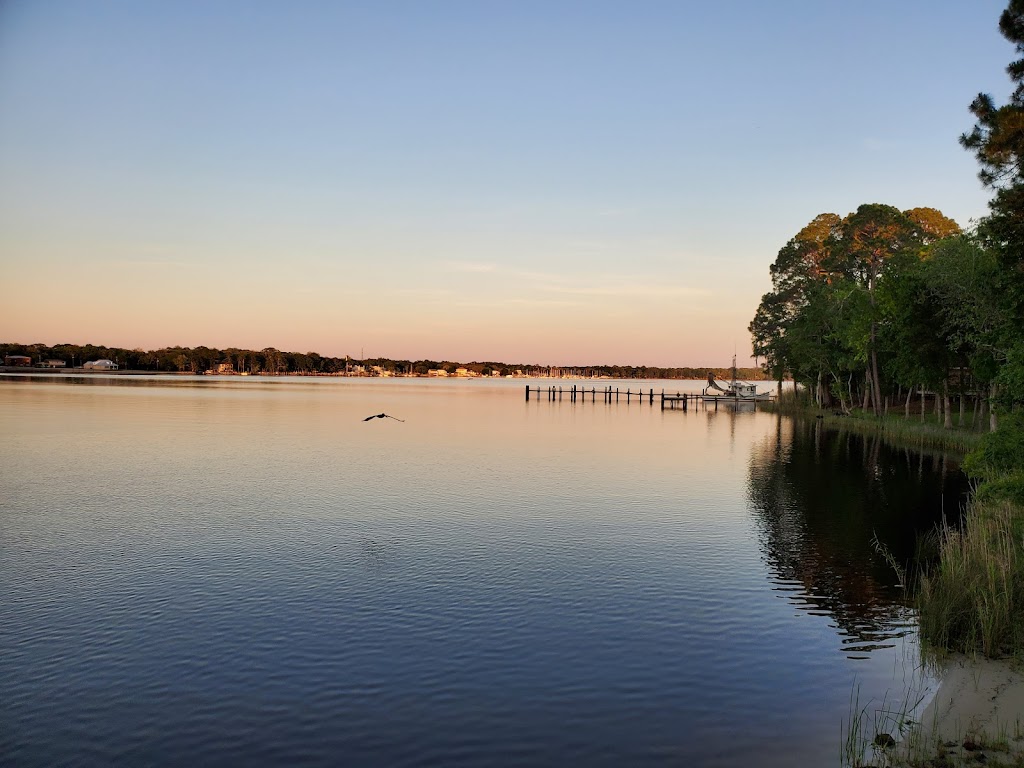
left=961, top=0, right=1024, bottom=418
left=749, top=213, right=844, bottom=394
left=827, top=204, right=925, bottom=414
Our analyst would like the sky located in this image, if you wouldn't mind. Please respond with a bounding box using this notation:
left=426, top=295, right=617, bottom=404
left=0, top=1, right=1012, bottom=367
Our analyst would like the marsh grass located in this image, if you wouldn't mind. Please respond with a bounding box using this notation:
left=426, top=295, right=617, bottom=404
left=764, top=397, right=983, bottom=454
left=847, top=689, right=1024, bottom=768
left=820, top=410, right=982, bottom=455
left=842, top=684, right=928, bottom=767
left=918, top=500, right=1024, bottom=658
left=770, top=387, right=813, bottom=413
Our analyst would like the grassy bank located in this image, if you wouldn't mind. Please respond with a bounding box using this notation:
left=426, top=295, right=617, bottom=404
left=769, top=394, right=1022, bottom=657
left=918, top=499, right=1024, bottom=658
left=830, top=410, right=1024, bottom=766
left=819, top=410, right=983, bottom=455
left=841, top=494, right=1024, bottom=767
left=765, top=393, right=984, bottom=455
left=918, top=413, right=1024, bottom=658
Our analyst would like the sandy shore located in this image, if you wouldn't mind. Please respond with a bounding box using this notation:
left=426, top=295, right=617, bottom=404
left=900, top=654, right=1024, bottom=765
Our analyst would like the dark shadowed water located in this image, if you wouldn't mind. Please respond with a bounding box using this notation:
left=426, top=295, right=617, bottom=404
left=0, top=376, right=967, bottom=766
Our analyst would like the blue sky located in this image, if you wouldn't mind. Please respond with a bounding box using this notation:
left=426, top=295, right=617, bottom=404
left=0, top=1, right=1010, bottom=366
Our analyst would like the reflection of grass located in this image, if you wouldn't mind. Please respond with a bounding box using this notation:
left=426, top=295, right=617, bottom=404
left=918, top=500, right=1024, bottom=658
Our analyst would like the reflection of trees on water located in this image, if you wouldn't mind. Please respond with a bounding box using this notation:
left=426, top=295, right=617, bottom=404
left=747, top=416, right=968, bottom=658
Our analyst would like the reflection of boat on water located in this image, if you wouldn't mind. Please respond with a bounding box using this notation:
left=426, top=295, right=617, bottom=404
left=702, top=355, right=771, bottom=402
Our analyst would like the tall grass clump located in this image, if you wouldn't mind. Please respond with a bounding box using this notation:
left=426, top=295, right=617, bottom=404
left=918, top=499, right=1024, bottom=657
left=769, top=385, right=813, bottom=413
left=821, top=410, right=982, bottom=455
left=840, top=684, right=929, bottom=768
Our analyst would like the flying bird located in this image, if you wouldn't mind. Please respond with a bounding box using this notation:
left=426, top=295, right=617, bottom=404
left=363, top=413, right=404, bottom=422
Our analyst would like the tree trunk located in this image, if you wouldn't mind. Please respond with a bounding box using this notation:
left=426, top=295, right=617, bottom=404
left=904, top=386, right=913, bottom=419
left=943, top=380, right=952, bottom=430
left=959, top=391, right=965, bottom=428
left=870, top=343, right=882, bottom=417
left=835, top=374, right=847, bottom=414
left=867, top=271, right=882, bottom=417
left=990, top=383, right=998, bottom=432
left=863, top=371, right=871, bottom=411
left=920, top=384, right=926, bottom=422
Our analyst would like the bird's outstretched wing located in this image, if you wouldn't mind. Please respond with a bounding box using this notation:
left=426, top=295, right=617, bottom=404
left=363, top=413, right=404, bottom=422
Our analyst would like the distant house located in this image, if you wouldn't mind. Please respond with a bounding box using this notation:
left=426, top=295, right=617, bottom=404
left=39, top=359, right=66, bottom=368
left=427, top=369, right=448, bottom=377
left=84, top=359, right=118, bottom=370
left=216, top=362, right=235, bottom=374
left=4, top=355, right=31, bottom=366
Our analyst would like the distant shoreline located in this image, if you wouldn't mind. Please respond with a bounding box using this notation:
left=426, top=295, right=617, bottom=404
left=0, top=366, right=777, bottom=381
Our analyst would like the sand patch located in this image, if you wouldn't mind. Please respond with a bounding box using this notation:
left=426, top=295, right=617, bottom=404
left=901, top=654, right=1024, bottom=765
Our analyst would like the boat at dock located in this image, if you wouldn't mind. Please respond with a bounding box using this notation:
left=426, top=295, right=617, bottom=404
left=702, top=356, right=770, bottom=402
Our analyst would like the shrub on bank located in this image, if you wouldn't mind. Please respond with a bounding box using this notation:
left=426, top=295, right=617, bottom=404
left=963, top=413, right=1024, bottom=505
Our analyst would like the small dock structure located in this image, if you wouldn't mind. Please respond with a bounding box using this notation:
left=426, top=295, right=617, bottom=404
left=524, top=385, right=774, bottom=410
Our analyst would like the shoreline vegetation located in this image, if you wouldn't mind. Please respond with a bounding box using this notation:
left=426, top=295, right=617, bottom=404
left=786, top=399, right=1024, bottom=768
left=751, top=2, right=1024, bottom=762
left=777, top=396, right=1024, bottom=766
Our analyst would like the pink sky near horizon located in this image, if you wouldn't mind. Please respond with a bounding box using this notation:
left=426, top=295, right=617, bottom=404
left=0, top=252, right=760, bottom=367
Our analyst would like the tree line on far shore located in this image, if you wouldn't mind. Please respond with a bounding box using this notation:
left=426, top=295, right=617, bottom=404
left=0, top=342, right=768, bottom=381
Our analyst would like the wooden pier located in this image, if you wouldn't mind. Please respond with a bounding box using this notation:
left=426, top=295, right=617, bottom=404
left=524, top=385, right=774, bottom=410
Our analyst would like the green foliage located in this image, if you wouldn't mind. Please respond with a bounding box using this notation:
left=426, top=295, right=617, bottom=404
left=974, top=472, right=1024, bottom=506
left=995, top=342, right=1024, bottom=408
left=963, top=413, right=1024, bottom=488
left=749, top=205, right=966, bottom=412
left=961, top=0, right=1024, bottom=337
left=911, top=0, right=1024, bottom=666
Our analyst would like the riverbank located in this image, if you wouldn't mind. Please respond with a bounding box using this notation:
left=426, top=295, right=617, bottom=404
left=902, top=654, right=1024, bottom=766
left=819, top=411, right=983, bottom=455
left=766, top=400, right=984, bottom=455
left=817, top=408, right=1024, bottom=766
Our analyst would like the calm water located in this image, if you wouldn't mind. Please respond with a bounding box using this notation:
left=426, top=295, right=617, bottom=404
left=0, top=376, right=967, bottom=767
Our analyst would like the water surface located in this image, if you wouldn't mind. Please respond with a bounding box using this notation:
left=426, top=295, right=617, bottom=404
left=0, top=376, right=966, bottom=766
